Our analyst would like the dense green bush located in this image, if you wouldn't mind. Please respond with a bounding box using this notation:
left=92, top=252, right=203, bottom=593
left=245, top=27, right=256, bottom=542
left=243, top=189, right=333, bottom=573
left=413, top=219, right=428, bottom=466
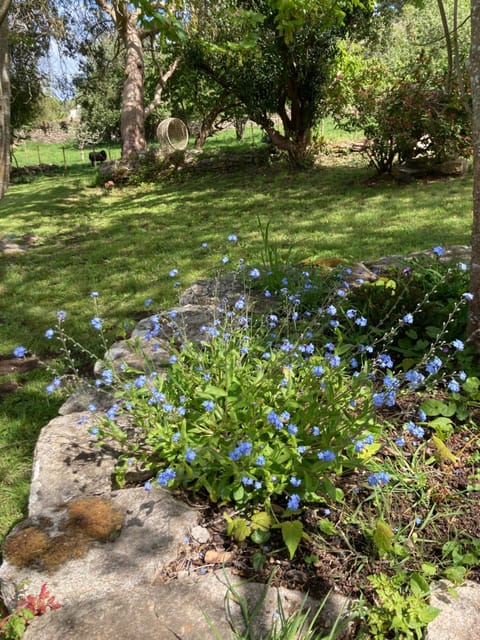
left=336, top=54, right=471, bottom=173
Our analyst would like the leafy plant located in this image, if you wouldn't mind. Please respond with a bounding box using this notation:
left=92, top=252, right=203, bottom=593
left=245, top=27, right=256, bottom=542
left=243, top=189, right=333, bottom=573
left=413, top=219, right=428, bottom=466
left=0, top=584, right=60, bottom=640
left=359, top=572, right=440, bottom=639
left=337, top=53, right=471, bottom=173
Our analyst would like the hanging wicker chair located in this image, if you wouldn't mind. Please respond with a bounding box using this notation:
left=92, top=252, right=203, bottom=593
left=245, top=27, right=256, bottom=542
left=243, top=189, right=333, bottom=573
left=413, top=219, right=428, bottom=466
left=156, top=118, right=189, bottom=155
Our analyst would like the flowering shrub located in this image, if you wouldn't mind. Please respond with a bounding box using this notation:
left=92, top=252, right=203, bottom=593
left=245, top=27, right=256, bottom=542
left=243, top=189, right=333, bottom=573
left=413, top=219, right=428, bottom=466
left=336, top=54, right=471, bottom=173
left=100, top=305, right=379, bottom=518
left=16, top=244, right=462, bottom=558
left=15, top=237, right=476, bottom=567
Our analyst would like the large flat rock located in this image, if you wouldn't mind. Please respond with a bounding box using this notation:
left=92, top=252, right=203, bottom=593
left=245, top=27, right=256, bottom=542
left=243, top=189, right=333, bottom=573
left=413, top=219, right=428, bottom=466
left=426, top=580, right=480, bottom=640
left=1, top=487, right=201, bottom=611
left=21, top=570, right=351, bottom=640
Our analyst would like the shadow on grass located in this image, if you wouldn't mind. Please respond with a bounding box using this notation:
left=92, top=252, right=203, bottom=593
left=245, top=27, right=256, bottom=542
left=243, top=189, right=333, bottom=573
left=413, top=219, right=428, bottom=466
left=0, top=161, right=473, bottom=360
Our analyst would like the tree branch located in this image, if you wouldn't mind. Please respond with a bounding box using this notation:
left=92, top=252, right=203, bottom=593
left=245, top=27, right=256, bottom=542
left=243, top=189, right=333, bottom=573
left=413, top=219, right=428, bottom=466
left=0, top=0, right=12, bottom=26
left=144, top=56, right=181, bottom=117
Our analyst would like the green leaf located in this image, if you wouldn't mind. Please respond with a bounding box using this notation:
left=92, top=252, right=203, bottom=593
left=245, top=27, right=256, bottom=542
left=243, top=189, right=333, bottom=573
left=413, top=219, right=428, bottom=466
left=225, top=516, right=251, bottom=542
left=462, top=376, right=480, bottom=396
left=232, top=485, right=245, bottom=502
left=202, top=384, right=228, bottom=399
left=461, top=552, right=478, bottom=566
left=455, top=405, right=469, bottom=421
left=373, top=519, right=394, bottom=557
left=429, top=417, right=454, bottom=438
left=281, top=520, right=303, bottom=559
left=418, top=606, right=441, bottom=624
left=410, top=572, right=430, bottom=596
left=420, top=399, right=455, bottom=417
left=318, top=518, right=335, bottom=536
left=322, top=479, right=344, bottom=503
left=421, top=562, right=438, bottom=577
left=431, top=435, right=458, bottom=463
left=251, top=511, right=272, bottom=531
left=251, top=528, right=271, bottom=544
left=251, top=552, right=267, bottom=571
left=444, top=565, right=467, bottom=584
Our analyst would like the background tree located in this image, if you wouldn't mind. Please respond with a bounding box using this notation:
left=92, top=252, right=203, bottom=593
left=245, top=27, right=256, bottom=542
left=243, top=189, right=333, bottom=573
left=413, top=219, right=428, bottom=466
left=160, top=60, right=245, bottom=147
left=0, top=0, right=11, bottom=199
left=468, top=0, right=480, bottom=349
left=90, top=0, right=181, bottom=160
left=9, top=0, right=71, bottom=131
left=332, top=0, right=471, bottom=172
left=136, top=0, right=375, bottom=167
left=0, top=0, right=73, bottom=199
left=74, top=32, right=123, bottom=142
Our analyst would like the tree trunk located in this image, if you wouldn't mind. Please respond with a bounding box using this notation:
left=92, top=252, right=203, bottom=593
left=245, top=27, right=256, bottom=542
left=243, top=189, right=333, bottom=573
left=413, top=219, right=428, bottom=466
left=468, top=0, right=480, bottom=349
left=437, top=0, right=454, bottom=93
left=0, top=0, right=11, bottom=200
left=234, top=117, right=247, bottom=140
left=194, top=95, right=232, bottom=148
left=261, top=120, right=312, bottom=167
left=119, top=10, right=146, bottom=160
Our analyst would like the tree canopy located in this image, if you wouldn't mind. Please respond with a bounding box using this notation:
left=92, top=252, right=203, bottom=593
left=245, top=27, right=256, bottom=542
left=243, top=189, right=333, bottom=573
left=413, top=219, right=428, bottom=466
left=132, top=0, right=375, bottom=165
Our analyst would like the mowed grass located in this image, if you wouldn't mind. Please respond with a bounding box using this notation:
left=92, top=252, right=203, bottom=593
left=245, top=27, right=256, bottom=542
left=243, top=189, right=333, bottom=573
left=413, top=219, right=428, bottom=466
left=11, top=140, right=121, bottom=170
left=0, top=128, right=474, bottom=544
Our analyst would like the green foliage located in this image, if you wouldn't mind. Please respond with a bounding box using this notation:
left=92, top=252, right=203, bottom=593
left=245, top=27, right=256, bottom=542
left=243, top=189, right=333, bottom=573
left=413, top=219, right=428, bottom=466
left=420, top=376, right=480, bottom=433
left=74, top=33, right=123, bottom=142
left=165, top=0, right=376, bottom=165
left=205, top=568, right=346, bottom=639
left=441, top=538, right=480, bottom=584
left=8, top=0, right=71, bottom=132
left=97, top=291, right=379, bottom=525
left=337, top=52, right=471, bottom=172
left=360, top=572, right=440, bottom=639
left=335, top=254, right=473, bottom=374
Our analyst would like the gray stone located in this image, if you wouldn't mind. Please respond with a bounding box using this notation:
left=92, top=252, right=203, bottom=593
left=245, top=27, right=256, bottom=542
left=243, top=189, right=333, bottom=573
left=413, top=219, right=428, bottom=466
left=437, top=158, right=469, bottom=176
left=27, top=412, right=120, bottom=516
left=367, top=245, right=471, bottom=273
left=1, top=487, right=200, bottom=612
left=179, top=273, right=278, bottom=314
left=20, top=570, right=352, bottom=640
left=190, top=525, right=210, bottom=544
left=179, top=272, right=247, bottom=307
left=132, top=304, right=216, bottom=345
left=58, top=383, right=113, bottom=415
left=426, top=580, right=480, bottom=640
left=95, top=335, right=172, bottom=374
left=391, top=157, right=469, bottom=180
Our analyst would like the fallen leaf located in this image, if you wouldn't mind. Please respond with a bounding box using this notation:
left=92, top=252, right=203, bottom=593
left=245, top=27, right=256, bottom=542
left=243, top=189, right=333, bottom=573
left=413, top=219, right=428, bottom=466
left=204, top=550, right=233, bottom=564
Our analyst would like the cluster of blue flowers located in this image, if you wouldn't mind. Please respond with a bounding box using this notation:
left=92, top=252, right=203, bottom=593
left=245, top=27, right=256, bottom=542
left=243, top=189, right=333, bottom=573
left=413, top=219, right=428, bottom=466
left=15, top=242, right=474, bottom=529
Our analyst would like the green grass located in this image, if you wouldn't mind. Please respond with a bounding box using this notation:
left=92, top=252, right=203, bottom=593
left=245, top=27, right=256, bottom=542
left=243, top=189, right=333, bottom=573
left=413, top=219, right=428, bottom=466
left=10, top=140, right=121, bottom=170
left=0, top=129, right=473, bottom=546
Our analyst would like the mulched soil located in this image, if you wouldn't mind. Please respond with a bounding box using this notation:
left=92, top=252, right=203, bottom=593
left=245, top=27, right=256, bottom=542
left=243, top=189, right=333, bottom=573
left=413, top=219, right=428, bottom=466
left=0, top=356, right=40, bottom=394
left=155, top=413, right=480, bottom=607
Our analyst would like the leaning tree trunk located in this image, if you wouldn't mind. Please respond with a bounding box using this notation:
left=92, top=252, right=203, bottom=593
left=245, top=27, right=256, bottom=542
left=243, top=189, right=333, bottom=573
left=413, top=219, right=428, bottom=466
left=0, top=0, right=11, bottom=200
left=119, top=11, right=146, bottom=160
left=468, top=0, right=480, bottom=350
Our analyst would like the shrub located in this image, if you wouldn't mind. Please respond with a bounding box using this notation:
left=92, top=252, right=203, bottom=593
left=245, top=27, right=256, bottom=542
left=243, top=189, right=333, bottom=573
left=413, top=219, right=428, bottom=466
left=337, top=54, right=472, bottom=173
